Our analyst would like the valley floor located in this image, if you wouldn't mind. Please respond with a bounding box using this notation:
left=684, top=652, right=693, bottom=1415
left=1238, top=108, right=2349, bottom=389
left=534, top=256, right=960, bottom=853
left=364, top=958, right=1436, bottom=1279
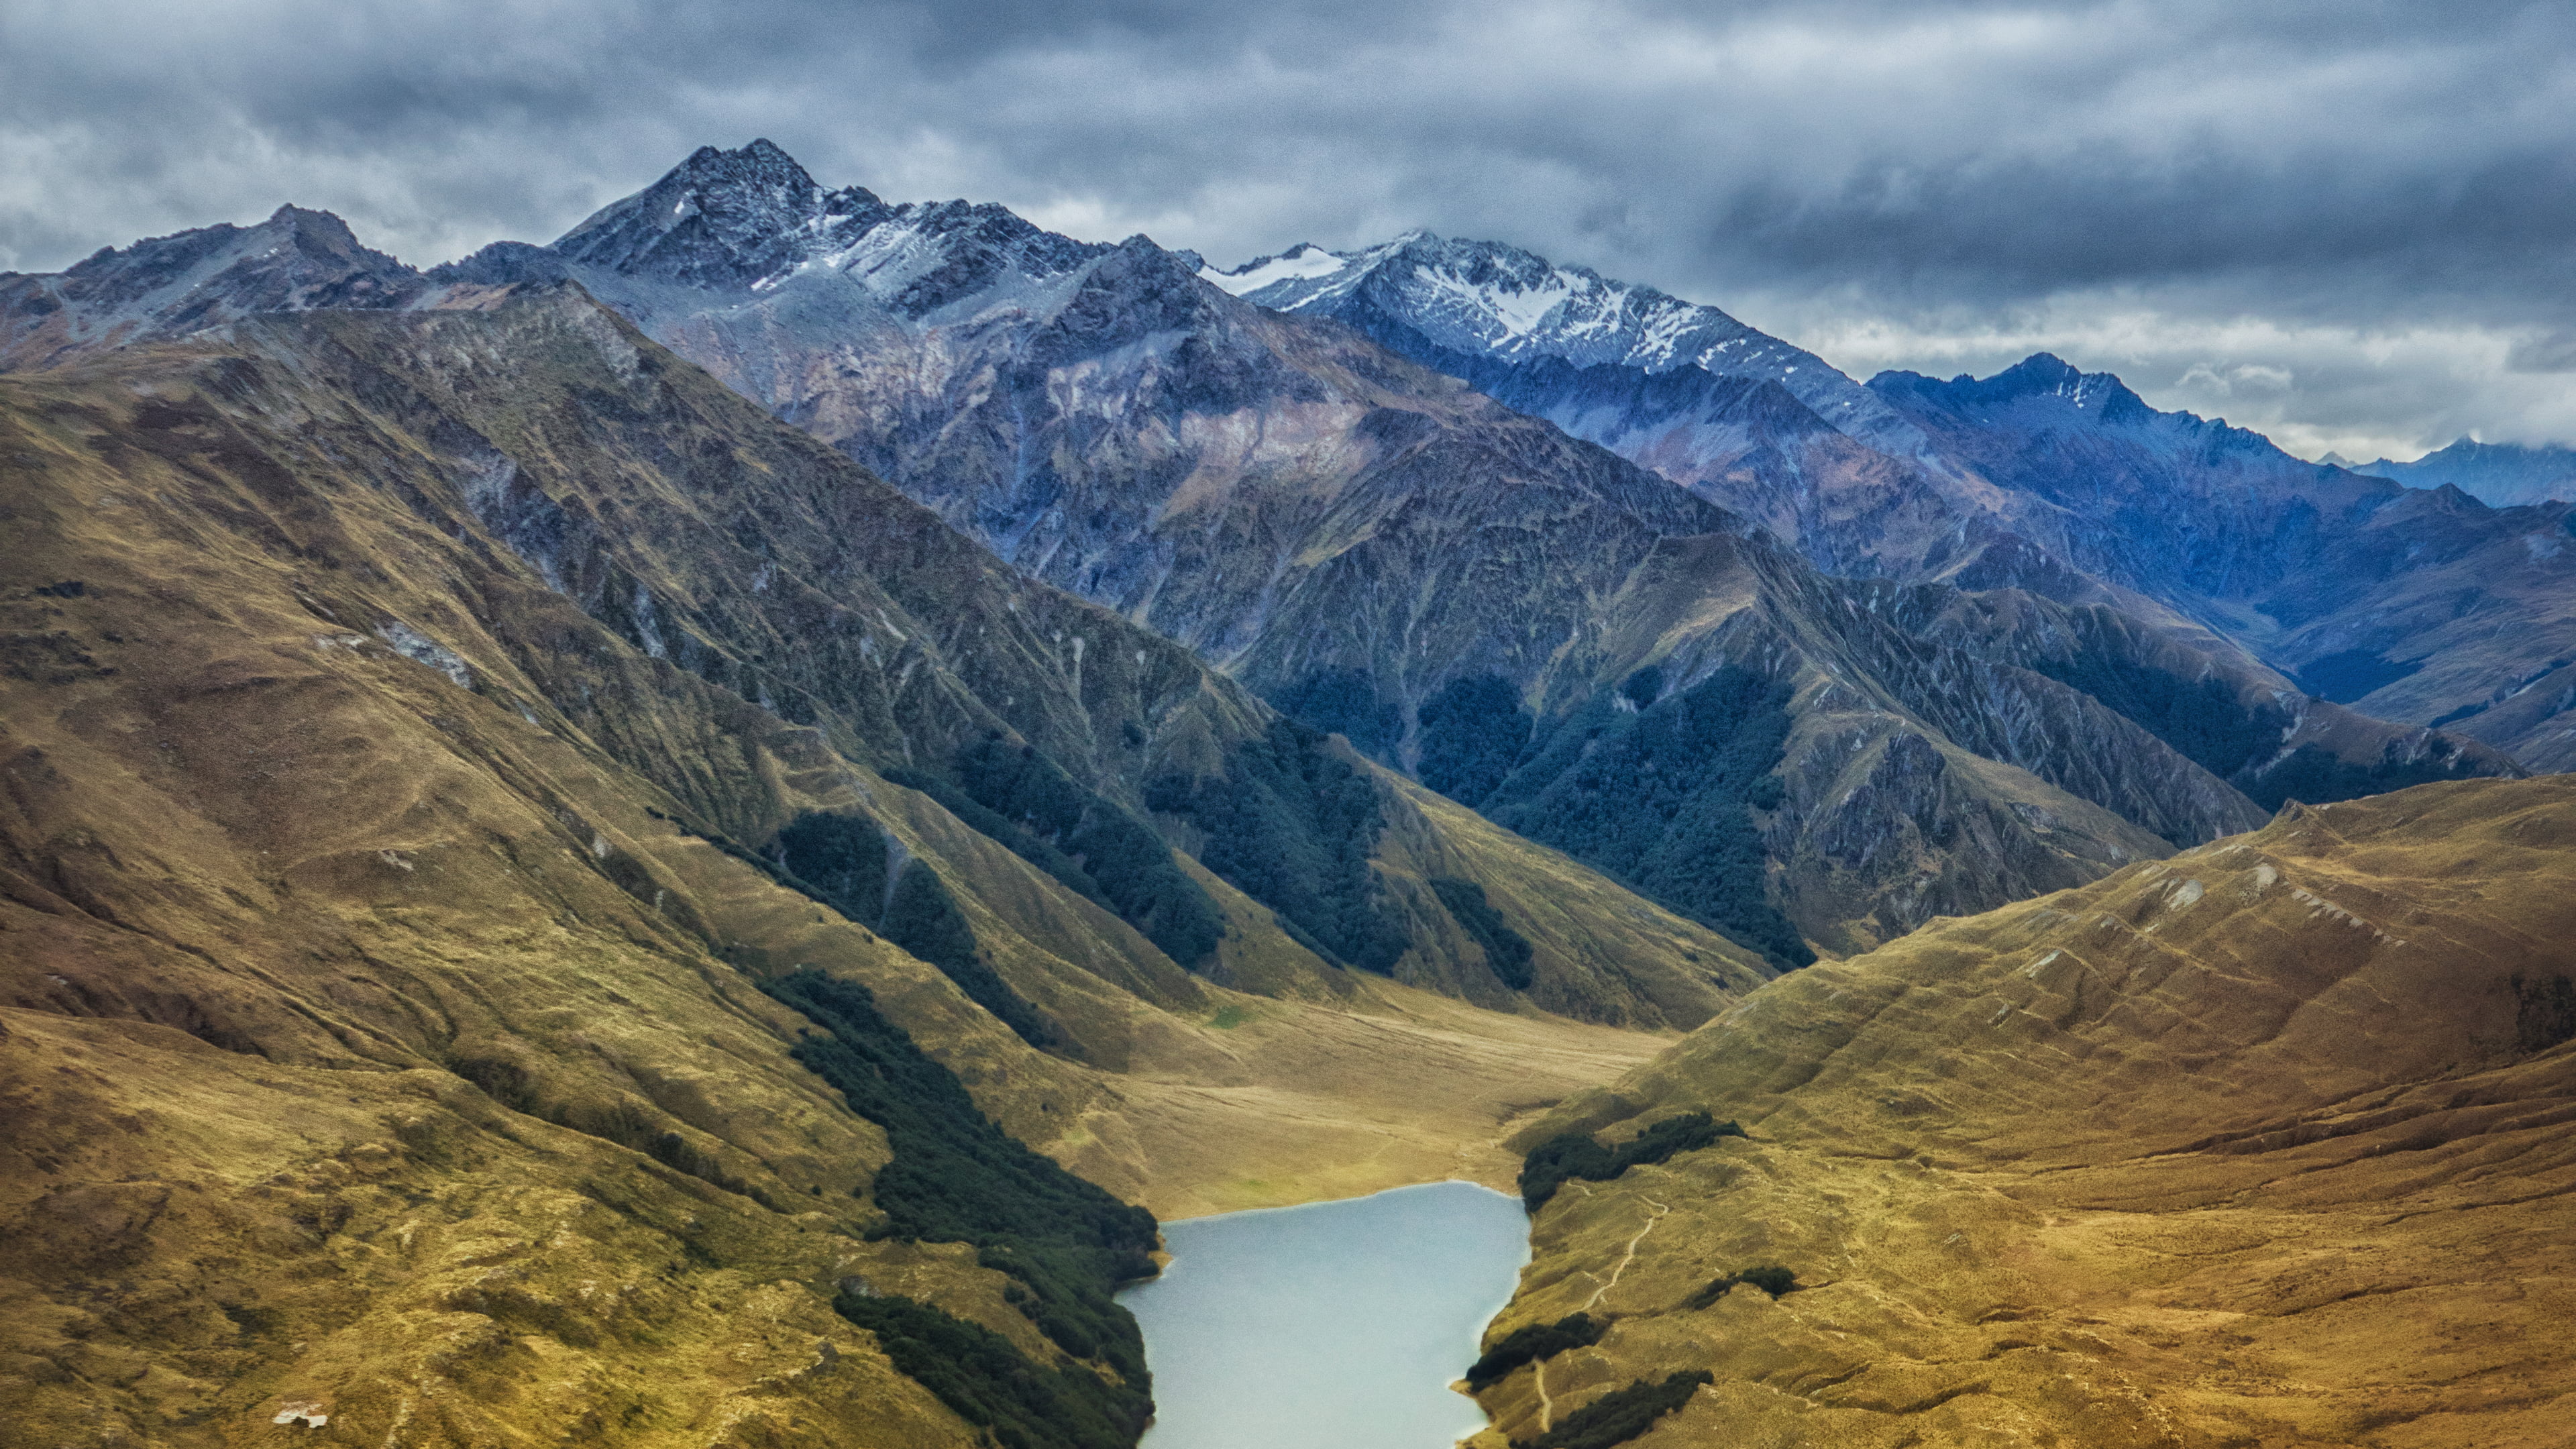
left=1055, top=979, right=1672, bottom=1220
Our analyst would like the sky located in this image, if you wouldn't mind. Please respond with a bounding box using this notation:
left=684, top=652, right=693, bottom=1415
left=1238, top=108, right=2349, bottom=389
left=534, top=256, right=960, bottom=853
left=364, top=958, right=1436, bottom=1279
left=6, top=0, right=2575, bottom=462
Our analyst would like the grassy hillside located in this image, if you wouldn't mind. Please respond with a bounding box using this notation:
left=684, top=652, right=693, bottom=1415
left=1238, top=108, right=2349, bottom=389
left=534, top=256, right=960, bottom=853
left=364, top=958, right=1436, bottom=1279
left=1469, top=776, right=2576, bottom=1448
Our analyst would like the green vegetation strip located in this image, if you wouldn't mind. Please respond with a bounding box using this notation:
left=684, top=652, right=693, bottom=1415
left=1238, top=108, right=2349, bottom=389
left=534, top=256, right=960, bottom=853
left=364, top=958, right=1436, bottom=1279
left=764, top=969, right=1158, bottom=1449
left=1519, top=1112, right=1743, bottom=1210
left=773, top=810, right=1063, bottom=1051
left=1512, top=1372, right=1712, bottom=1449
left=1146, top=718, right=1407, bottom=973
left=1467, top=1311, right=1605, bottom=1390
left=1429, top=876, right=1535, bottom=990
left=1684, top=1265, right=1796, bottom=1309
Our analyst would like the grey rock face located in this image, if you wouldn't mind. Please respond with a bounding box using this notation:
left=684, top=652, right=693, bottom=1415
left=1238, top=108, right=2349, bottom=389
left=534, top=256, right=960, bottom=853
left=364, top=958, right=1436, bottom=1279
left=0, top=205, right=427, bottom=369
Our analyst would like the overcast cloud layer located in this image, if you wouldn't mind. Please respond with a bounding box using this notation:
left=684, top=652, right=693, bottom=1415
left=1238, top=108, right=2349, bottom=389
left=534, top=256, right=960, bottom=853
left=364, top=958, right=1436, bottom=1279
left=7, top=0, right=2575, bottom=460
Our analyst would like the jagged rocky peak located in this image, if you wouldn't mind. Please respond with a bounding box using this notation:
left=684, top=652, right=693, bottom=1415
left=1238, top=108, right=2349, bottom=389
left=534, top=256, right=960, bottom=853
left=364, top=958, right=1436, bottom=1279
left=1209, top=228, right=1756, bottom=368
left=550, top=137, right=889, bottom=288
left=493, top=138, right=1114, bottom=318
left=0, top=203, right=426, bottom=370
left=1870, top=351, right=2155, bottom=425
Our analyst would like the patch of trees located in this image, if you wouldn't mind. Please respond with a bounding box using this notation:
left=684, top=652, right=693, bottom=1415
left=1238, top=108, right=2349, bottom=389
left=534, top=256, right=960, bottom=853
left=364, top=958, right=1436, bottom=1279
left=1146, top=718, right=1408, bottom=973
left=1481, top=667, right=1813, bottom=969
left=2031, top=650, right=2485, bottom=816
left=2247, top=743, right=2486, bottom=814
left=2292, top=648, right=2423, bottom=705
left=765, top=969, right=1158, bottom=1445
left=890, top=737, right=1226, bottom=969
left=1519, top=1112, right=1743, bottom=1209
left=2516, top=973, right=2576, bottom=1054
left=1415, top=674, right=1534, bottom=807
left=1684, top=1265, right=1796, bottom=1309
left=1430, top=876, right=1536, bottom=989
left=1268, top=666, right=1403, bottom=760
left=770, top=810, right=1062, bottom=1051
left=1466, top=1312, right=1605, bottom=1390
left=834, top=1291, right=1149, bottom=1449
left=1510, top=1371, right=1711, bottom=1449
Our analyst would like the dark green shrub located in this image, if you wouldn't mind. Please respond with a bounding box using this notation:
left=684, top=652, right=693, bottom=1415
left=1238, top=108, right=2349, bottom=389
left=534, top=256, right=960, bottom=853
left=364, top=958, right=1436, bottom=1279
left=1619, top=665, right=1664, bottom=710
left=1430, top=876, right=1536, bottom=989
left=1519, top=1112, right=1743, bottom=1209
left=1686, top=1265, right=1796, bottom=1309
left=1467, top=1312, right=1605, bottom=1389
left=773, top=810, right=891, bottom=923
left=1416, top=674, right=1534, bottom=808
left=1146, top=718, right=1407, bottom=973
left=2516, top=973, right=2576, bottom=1053
left=1511, top=1371, right=1711, bottom=1449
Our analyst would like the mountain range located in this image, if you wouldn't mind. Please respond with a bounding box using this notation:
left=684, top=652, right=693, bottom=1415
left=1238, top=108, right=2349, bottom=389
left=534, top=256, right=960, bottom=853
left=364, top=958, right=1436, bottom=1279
left=1214, top=231, right=2576, bottom=771
left=3, top=138, right=2572, bottom=1448
left=2328, top=437, right=2576, bottom=508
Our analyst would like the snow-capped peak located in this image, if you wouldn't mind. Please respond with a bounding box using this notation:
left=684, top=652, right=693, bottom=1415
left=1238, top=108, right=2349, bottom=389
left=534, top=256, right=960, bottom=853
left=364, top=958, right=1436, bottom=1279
left=1210, top=228, right=1918, bottom=448
left=1201, top=243, right=1348, bottom=296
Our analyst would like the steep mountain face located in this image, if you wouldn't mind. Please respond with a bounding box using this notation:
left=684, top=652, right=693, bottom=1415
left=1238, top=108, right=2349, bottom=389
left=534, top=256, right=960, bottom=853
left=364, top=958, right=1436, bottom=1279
left=1208, top=233, right=2019, bottom=587
left=415, top=142, right=2357, bottom=957
left=2343, top=437, right=2576, bottom=508
left=1875, top=358, right=2576, bottom=768
left=1474, top=775, right=2576, bottom=1447
left=1219, top=233, right=2576, bottom=771
left=0, top=286, right=1743, bottom=1444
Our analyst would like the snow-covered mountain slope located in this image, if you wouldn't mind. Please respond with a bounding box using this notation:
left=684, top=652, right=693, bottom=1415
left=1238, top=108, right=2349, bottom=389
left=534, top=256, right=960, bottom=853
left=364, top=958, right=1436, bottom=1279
left=2342, top=437, right=2576, bottom=508
left=1210, top=232, right=1920, bottom=449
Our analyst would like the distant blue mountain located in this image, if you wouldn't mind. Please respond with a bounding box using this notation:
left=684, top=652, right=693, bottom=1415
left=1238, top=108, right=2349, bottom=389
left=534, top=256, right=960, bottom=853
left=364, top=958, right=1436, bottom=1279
left=2336, top=438, right=2576, bottom=508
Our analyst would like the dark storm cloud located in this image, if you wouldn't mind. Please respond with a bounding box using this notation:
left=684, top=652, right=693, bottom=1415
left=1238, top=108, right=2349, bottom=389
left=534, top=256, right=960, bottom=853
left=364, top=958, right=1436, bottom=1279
left=7, top=0, right=2576, bottom=456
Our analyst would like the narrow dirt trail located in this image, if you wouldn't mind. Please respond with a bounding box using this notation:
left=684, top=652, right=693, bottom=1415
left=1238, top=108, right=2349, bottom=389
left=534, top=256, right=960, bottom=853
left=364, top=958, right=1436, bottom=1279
left=1582, top=1197, right=1670, bottom=1311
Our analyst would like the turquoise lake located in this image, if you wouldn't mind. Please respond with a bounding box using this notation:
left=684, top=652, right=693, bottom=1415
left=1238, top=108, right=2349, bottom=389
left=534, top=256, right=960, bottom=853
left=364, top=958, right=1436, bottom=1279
left=1118, top=1180, right=1532, bottom=1449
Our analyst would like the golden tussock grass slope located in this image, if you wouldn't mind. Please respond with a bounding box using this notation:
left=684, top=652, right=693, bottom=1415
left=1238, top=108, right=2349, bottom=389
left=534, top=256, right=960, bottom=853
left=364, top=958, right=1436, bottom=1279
left=1474, top=776, right=2576, bottom=1449
left=0, top=305, right=1690, bottom=1447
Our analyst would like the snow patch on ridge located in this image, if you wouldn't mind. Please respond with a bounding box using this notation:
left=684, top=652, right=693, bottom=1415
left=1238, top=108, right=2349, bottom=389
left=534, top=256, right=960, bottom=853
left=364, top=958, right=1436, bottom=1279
left=1203, top=244, right=1346, bottom=295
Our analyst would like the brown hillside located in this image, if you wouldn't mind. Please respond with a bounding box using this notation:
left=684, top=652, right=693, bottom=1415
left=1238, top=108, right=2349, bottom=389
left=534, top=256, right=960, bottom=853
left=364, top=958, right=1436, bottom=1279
left=1477, top=776, right=2576, bottom=1448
